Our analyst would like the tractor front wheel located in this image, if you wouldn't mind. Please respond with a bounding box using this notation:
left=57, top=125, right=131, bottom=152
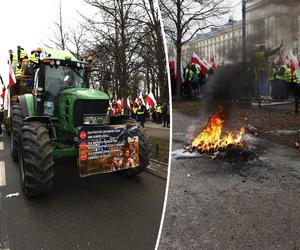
left=19, top=122, right=54, bottom=196
left=10, top=104, right=22, bottom=162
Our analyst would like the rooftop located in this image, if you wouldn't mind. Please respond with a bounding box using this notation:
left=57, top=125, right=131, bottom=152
left=190, top=20, right=242, bottom=44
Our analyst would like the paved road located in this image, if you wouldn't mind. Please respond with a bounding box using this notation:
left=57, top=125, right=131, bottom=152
left=158, top=110, right=300, bottom=250
left=0, top=133, right=166, bottom=250
left=145, top=122, right=170, bottom=139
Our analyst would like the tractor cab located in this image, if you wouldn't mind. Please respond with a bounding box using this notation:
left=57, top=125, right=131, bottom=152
left=32, top=48, right=88, bottom=116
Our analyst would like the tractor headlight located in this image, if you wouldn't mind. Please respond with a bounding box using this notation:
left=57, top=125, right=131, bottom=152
left=83, top=114, right=109, bottom=125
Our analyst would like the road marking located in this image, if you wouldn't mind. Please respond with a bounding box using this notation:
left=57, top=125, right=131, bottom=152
left=1, top=240, right=10, bottom=250
left=0, top=161, right=6, bottom=186
left=0, top=141, right=4, bottom=150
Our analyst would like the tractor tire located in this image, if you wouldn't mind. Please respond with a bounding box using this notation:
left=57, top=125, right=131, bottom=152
left=10, top=104, right=22, bottom=162
left=19, top=121, right=54, bottom=196
left=122, top=125, right=150, bottom=177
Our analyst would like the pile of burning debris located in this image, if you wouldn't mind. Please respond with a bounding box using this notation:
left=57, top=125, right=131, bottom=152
left=186, top=106, right=256, bottom=164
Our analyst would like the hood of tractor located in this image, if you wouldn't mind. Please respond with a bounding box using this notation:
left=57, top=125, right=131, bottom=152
left=57, top=88, right=110, bottom=134
left=60, top=88, right=110, bottom=99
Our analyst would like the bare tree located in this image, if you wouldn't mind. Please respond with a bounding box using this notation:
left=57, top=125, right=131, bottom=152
left=68, top=25, right=85, bottom=58
left=159, top=0, right=229, bottom=98
left=81, top=0, right=157, bottom=101
left=137, top=0, right=168, bottom=101
left=48, top=0, right=68, bottom=50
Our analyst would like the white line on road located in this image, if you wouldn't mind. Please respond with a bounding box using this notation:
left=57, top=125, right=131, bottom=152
left=0, top=141, right=4, bottom=150
left=0, top=161, right=6, bottom=186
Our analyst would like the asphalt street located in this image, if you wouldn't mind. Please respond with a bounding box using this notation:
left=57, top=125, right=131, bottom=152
left=158, top=110, right=300, bottom=250
left=0, top=132, right=166, bottom=250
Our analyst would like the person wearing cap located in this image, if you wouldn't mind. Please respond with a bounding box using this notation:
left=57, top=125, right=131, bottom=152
left=29, top=51, right=39, bottom=64
left=17, top=46, right=27, bottom=63
left=8, top=50, right=18, bottom=65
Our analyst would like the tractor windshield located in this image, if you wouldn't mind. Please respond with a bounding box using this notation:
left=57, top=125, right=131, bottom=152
left=44, top=65, right=85, bottom=96
left=43, top=64, right=86, bottom=116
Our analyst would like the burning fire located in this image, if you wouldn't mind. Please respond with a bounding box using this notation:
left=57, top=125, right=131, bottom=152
left=192, top=106, right=245, bottom=152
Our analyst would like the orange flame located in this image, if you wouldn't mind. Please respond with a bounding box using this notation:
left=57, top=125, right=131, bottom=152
left=192, top=106, right=245, bottom=152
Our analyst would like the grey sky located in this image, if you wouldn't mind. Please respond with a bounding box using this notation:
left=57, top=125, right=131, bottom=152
left=0, top=0, right=92, bottom=81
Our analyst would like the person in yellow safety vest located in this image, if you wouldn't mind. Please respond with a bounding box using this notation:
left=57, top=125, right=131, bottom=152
left=252, top=41, right=283, bottom=98
left=275, top=62, right=289, bottom=100
left=136, top=104, right=146, bottom=127
left=17, top=45, right=27, bottom=63
left=132, top=103, right=138, bottom=121
left=21, top=56, right=30, bottom=77
left=285, top=64, right=294, bottom=99
left=8, top=50, right=18, bottom=65
left=184, top=63, right=193, bottom=97
left=290, top=68, right=300, bottom=99
left=29, top=51, right=39, bottom=64
left=10, top=64, right=22, bottom=97
left=15, top=65, right=22, bottom=80
left=155, top=103, right=162, bottom=124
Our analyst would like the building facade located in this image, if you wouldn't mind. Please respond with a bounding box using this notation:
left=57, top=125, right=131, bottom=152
left=181, top=0, right=300, bottom=65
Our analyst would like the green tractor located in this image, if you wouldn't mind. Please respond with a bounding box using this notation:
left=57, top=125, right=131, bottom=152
left=10, top=48, right=150, bottom=196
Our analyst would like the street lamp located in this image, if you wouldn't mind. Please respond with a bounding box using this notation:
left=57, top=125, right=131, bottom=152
left=242, top=0, right=248, bottom=63
left=228, top=18, right=234, bottom=52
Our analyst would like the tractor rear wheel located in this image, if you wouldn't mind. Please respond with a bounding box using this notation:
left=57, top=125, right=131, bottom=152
left=122, top=125, right=150, bottom=177
left=19, top=122, right=54, bottom=196
left=10, top=104, right=22, bottom=162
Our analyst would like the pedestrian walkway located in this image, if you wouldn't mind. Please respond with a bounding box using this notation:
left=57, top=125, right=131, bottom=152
left=144, top=121, right=170, bottom=130
left=144, top=121, right=170, bottom=140
left=251, top=100, right=299, bottom=113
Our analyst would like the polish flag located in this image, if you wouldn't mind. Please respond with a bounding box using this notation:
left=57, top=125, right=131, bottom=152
left=0, top=85, right=5, bottom=99
left=116, top=98, right=124, bottom=112
left=0, top=75, right=5, bottom=99
left=8, top=63, right=16, bottom=88
left=286, top=50, right=300, bottom=81
left=169, top=60, right=177, bottom=79
left=191, top=52, right=210, bottom=75
left=210, top=56, right=217, bottom=71
left=144, top=92, right=157, bottom=107
left=137, top=93, right=145, bottom=105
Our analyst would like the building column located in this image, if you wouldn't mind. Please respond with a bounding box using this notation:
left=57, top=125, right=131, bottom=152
left=266, top=16, right=276, bottom=49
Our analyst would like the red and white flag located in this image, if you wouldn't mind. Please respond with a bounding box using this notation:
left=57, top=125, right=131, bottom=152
left=285, top=49, right=300, bottom=81
left=191, top=52, right=210, bottom=75
left=0, top=85, right=4, bottom=99
left=0, top=75, right=5, bottom=99
left=144, top=91, right=157, bottom=107
left=8, top=63, right=16, bottom=88
left=116, top=98, right=124, bottom=112
left=136, top=93, right=145, bottom=105
left=210, top=56, right=217, bottom=71
left=169, top=60, right=177, bottom=79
